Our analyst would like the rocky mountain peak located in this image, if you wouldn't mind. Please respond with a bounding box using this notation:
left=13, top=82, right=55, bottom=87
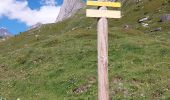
left=0, top=27, right=11, bottom=38
left=56, top=0, right=85, bottom=22
left=28, top=23, right=42, bottom=30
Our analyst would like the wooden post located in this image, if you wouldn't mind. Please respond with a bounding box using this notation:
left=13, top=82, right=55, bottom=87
left=97, top=0, right=109, bottom=99
left=86, top=1, right=121, bottom=99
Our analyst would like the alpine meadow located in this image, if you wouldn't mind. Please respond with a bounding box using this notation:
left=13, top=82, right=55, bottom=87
left=0, top=0, right=170, bottom=99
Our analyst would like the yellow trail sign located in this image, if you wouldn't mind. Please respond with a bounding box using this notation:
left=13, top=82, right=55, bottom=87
left=86, top=9, right=121, bottom=18
left=87, top=1, right=121, bottom=8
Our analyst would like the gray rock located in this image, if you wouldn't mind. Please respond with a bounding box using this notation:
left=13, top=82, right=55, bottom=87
left=56, top=0, right=85, bottom=22
left=138, top=16, right=149, bottom=23
left=160, top=14, right=170, bottom=22
left=151, top=27, right=162, bottom=32
left=141, top=23, right=149, bottom=27
left=109, top=0, right=126, bottom=4
left=123, top=25, right=131, bottom=30
left=72, top=27, right=79, bottom=30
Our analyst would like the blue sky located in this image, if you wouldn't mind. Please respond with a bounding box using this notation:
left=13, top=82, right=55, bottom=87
left=0, top=0, right=63, bottom=35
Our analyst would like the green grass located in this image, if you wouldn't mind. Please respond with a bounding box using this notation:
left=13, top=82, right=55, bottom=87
left=0, top=0, right=170, bottom=99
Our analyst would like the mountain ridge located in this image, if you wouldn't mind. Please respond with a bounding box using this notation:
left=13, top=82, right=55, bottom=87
left=0, top=27, right=12, bottom=38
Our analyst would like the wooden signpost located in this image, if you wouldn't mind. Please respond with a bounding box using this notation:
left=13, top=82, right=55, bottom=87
left=86, top=0, right=121, bottom=100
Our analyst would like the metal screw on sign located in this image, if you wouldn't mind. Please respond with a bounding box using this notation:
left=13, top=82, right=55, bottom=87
left=86, top=0, right=121, bottom=100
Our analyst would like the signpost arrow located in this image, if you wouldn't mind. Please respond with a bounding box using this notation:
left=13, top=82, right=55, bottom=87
left=86, top=9, right=121, bottom=18
left=87, top=1, right=121, bottom=7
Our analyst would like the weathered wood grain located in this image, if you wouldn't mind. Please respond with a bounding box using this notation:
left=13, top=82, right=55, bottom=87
left=97, top=6, right=109, bottom=100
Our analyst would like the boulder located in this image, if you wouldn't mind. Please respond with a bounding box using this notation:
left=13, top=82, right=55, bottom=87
left=151, top=27, right=162, bottom=32
left=138, top=16, right=150, bottom=23
left=141, top=23, right=149, bottom=27
left=160, top=14, right=170, bottom=22
left=123, top=25, right=131, bottom=30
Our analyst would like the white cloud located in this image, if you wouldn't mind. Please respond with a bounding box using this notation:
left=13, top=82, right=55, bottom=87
left=41, top=0, right=57, bottom=6
left=0, top=0, right=61, bottom=26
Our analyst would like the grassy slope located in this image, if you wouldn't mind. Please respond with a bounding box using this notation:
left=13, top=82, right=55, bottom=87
left=0, top=0, right=170, bottom=99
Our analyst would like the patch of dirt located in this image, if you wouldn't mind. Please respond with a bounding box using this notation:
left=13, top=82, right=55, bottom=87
left=0, top=64, right=7, bottom=71
left=152, top=89, right=164, bottom=98
left=112, top=76, right=123, bottom=84
left=73, top=76, right=96, bottom=94
left=73, top=84, right=91, bottom=94
left=0, top=64, right=8, bottom=78
left=0, top=64, right=28, bottom=81
left=111, top=88, right=131, bottom=98
left=130, top=78, right=143, bottom=87
left=88, top=76, right=96, bottom=84
left=166, top=84, right=170, bottom=90
left=111, top=76, right=131, bottom=97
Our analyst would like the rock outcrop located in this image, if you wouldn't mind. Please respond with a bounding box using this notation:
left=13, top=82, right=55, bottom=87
left=138, top=16, right=150, bottom=23
left=160, top=14, right=170, bottom=22
left=28, top=23, right=42, bottom=30
left=109, top=0, right=126, bottom=3
left=0, top=27, right=11, bottom=38
left=151, top=27, right=162, bottom=32
left=56, top=0, right=85, bottom=22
